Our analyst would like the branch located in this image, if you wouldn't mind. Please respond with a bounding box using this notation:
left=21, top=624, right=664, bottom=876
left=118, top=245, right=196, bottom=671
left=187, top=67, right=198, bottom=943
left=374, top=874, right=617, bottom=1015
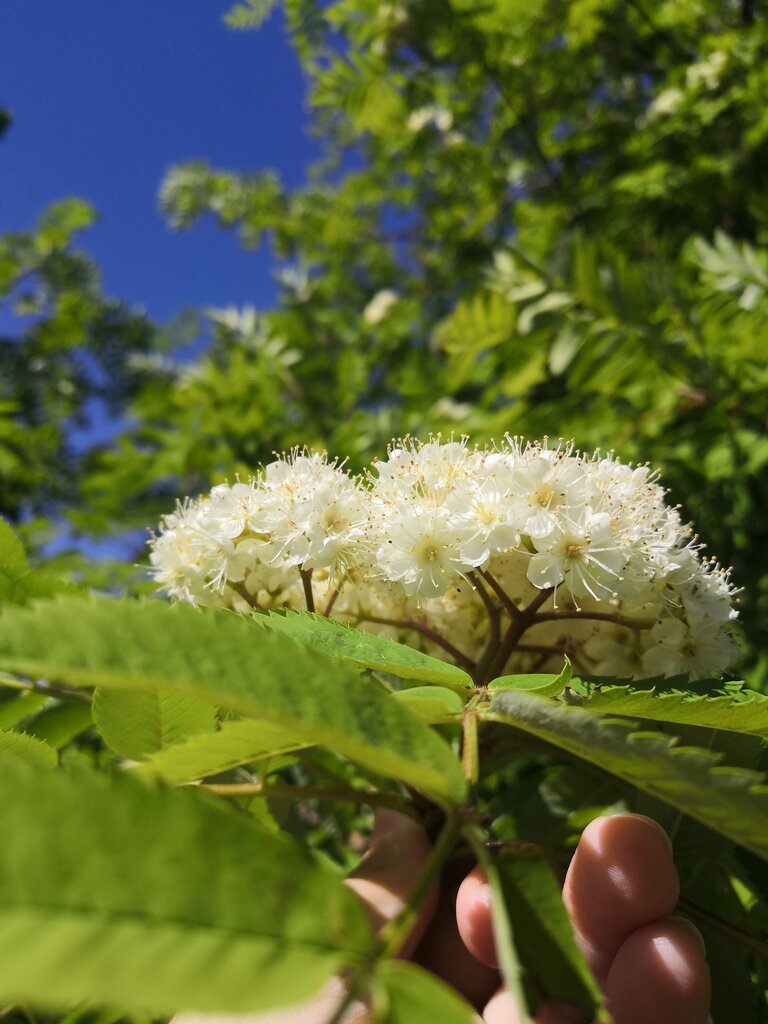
left=533, top=609, right=655, bottom=630
left=299, top=567, right=316, bottom=613
left=324, top=812, right=465, bottom=1024
left=467, top=571, right=502, bottom=684
left=228, top=580, right=258, bottom=608
left=484, top=587, right=554, bottom=683
left=478, top=568, right=523, bottom=620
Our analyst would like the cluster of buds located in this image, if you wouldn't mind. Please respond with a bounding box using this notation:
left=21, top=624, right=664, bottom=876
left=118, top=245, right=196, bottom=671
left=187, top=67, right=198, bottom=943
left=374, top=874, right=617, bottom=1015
left=149, top=437, right=738, bottom=684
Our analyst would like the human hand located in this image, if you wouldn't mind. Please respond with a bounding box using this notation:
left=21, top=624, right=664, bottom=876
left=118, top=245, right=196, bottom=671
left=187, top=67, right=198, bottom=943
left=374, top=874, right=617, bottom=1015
left=175, top=811, right=710, bottom=1024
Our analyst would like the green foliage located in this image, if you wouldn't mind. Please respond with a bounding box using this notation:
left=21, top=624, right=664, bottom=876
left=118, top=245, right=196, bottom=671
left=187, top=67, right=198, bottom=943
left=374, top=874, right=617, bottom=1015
left=0, top=530, right=764, bottom=1018
left=373, top=961, right=478, bottom=1023
left=0, top=518, right=65, bottom=605
left=472, top=834, right=532, bottom=1023
left=256, top=610, right=472, bottom=691
left=93, top=688, right=217, bottom=760
left=392, top=686, right=464, bottom=722
left=489, top=689, right=768, bottom=860
left=0, top=763, right=370, bottom=1014
left=0, top=730, right=58, bottom=769
left=0, top=596, right=465, bottom=803
left=134, top=717, right=309, bottom=783
left=489, top=660, right=573, bottom=698
left=571, top=680, right=768, bottom=738
left=223, top=0, right=279, bottom=29
left=0, top=200, right=156, bottom=531
left=492, top=848, right=604, bottom=1018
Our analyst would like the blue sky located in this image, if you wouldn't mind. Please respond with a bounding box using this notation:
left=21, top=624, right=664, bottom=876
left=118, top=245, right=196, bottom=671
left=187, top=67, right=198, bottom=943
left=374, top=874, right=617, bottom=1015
left=0, top=1, right=318, bottom=324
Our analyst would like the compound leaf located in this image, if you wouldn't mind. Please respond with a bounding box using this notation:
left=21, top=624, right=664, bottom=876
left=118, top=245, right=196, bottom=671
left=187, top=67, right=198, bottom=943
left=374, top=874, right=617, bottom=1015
left=0, top=764, right=370, bottom=1015
left=256, top=611, right=472, bottom=692
left=489, top=691, right=768, bottom=859
left=0, top=597, right=465, bottom=803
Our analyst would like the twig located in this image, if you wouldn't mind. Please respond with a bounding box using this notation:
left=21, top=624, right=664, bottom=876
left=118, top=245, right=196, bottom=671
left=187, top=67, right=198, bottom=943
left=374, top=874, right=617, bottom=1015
left=299, top=567, right=316, bottom=613
left=229, top=580, right=258, bottom=608
left=533, top=610, right=655, bottom=630
left=479, top=568, right=523, bottom=619
left=462, top=706, right=479, bottom=785
left=324, top=812, right=465, bottom=1024
left=0, top=674, right=91, bottom=704
left=484, top=587, right=554, bottom=683
left=468, top=571, right=502, bottom=684
left=324, top=586, right=341, bottom=616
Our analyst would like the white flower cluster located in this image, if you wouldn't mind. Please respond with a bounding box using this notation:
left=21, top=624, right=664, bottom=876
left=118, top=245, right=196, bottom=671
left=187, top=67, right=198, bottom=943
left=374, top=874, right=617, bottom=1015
left=149, top=438, right=739, bottom=682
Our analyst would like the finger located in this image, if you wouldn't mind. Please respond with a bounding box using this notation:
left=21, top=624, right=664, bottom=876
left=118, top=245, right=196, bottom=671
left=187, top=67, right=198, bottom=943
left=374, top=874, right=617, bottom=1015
left=346, top=808, right=437, bottom=957
left=456, top=865, right=497, bottom=968
left=482, top=987, right=588, bottom=1024
left=604, top=918, right=710, bottom=1024
left=562, top=813, right=679, bottom=980
left=414, top=857, right=500, bottom=1009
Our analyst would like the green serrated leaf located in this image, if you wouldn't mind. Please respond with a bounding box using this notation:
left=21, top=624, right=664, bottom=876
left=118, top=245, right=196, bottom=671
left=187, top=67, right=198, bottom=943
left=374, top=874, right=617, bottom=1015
left=134, top=717, right=310, bottom=784
left=489, top=659, right=572, bottom=698
left=373, top=961, right=478, bottom=1023
left=494, top=848, right=604, bottom=1018
left=256, top=611, right=473, bottom=692
left=93, top=688, right=217, bottom=760
left=575, top=684, right=768, bottom=739
left=0, top=690, right=49, bottom=729
left=489, top=691, right=768, bottom=860
left=23, top=699, right=93, bottom=749
left=0, top=519, right=28, bottom=575
left=0, top=597, right=465, bottom=803
left=392, top=686, right=465, bottom=722
left=0, top=729, right=57, bottom=768
left=0, top=763, right=370, bottom=1015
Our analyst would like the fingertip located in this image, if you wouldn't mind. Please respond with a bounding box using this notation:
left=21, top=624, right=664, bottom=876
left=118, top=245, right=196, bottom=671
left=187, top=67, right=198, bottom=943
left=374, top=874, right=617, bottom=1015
left=563, top=813, right=679, bottom=977
left=605, top=918, right=711, bottom=1024
left=457, top=866, right=498, bottom=968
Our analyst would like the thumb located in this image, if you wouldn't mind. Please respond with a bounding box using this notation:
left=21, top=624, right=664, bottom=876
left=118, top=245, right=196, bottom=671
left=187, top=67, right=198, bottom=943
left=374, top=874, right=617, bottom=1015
left=346, top=808, right=437, bottom=957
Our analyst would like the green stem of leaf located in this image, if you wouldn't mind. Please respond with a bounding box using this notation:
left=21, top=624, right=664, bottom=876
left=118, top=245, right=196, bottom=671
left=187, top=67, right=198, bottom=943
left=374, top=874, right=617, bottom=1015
left=324, top=811, right=465, bottom=1024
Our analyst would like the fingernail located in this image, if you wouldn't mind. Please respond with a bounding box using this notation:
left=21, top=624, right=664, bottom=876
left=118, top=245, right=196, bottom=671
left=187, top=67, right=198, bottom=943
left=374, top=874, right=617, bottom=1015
left=667, top=916, right=708, bottom=957
left=622, top=813, right=674, bottom=853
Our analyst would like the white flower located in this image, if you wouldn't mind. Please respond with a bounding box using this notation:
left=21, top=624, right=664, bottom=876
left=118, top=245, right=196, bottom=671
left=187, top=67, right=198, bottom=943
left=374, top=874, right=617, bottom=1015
left=647, top=87, right=684, bottom=119
left=363, top=289, right=399, bottom=325
left=407, top=105, right=453, bottom=133
left=258, top=452, right=366, bottom=575
left=527, top=510, right=628, bottom=601
left=506, top=448, right=589, bottom=539
left=375, top=507, right=489, bottom=598
left=641, top=617, right=737, bottom=679
left=150, top=435, right=739, bottom=681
